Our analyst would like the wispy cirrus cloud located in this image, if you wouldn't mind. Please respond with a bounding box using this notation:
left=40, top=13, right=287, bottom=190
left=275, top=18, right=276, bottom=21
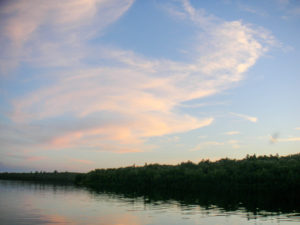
left=231, top=112, right=258, bottom=123
left=0, top=0, right=134, bottom=73
left=227, top=140, right=241, bottom=149
left=191, top=139, right=241, bottom=151
left=3, top=152, right=47, bottom=162
left=0, top=0, right=274, bottom=157
left=278, top=137, right=300, bottom=142
left=238, top=3, right=267, bottom=17
left=269, top=133, right=300, bottom=143
left=191, top=141, right=225, bottom=151
left=224, top=131, right=240, bottom=135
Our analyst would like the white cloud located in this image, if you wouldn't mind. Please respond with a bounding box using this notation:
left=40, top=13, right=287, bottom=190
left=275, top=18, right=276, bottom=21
left=179, top=101, right=229, bottom=108
left=191, top=139, right=241, bottom=151
left=227, top=140, right=241, bottom=149
left=198, top=135, right=208, bottom=139
left=231, top=112, right=258, bottom=123
left=269, top=133, right=300, bottom=143
left=238, top=4, right=267, bottom=17
left=279, top=137, right=300, bottom=142
left=224, top=131, right=240, bottom=135
left=191, top=141, right=225, bottom=151
left=0, top=0, right=274, bottom=153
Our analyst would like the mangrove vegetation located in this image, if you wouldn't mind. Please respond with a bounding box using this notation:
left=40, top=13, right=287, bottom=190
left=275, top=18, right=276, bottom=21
left=75, top=153, right=300, bottom=195
left=0, top=171, right=80, bottom=184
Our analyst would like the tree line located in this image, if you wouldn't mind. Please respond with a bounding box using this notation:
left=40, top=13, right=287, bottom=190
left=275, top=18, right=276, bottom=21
left=0, top=171, right=80, bottom=184
left=75, top=153, right=300, bottom=195
left=1, top=153, right=299, bottom=194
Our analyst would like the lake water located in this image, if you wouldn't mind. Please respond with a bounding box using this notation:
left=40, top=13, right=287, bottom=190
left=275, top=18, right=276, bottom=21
left=0, top=180, right=299, bottom=225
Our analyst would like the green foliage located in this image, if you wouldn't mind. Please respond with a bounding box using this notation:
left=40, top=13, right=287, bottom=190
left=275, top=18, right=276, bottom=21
left=76, top=153, right=300, bottom=194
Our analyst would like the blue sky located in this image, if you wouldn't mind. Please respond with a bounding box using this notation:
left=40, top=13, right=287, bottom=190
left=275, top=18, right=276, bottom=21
left=0, top=0, right=299, bottom=172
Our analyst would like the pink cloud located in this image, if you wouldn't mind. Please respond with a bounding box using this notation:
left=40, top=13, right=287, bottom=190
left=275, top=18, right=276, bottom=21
left=46, top=116, right=213, bottom=153
left=1, top=0, right=275, bottom=157
left=0, top=0, right=134, bottom=74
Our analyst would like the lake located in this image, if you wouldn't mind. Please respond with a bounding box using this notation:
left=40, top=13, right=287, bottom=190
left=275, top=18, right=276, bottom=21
left=0, top=180, right=299, bottom=225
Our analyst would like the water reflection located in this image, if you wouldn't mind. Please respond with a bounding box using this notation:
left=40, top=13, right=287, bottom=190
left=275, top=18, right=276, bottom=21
left=88, top=186, right=300, bottom=214
left=0, top=180, right=299, bottom=225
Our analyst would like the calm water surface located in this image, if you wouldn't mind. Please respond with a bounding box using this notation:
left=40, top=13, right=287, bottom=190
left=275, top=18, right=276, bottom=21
left=0, top=180, right=299, bottom=225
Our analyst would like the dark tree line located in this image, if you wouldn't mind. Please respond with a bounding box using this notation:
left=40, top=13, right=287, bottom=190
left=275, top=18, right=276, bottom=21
left=0, top=171, right=80, bottom=184
left=75, top=153, right=300, bottom=195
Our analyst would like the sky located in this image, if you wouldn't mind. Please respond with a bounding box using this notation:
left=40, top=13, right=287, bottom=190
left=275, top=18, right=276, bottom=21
left=0, top=0, right=299, bottom=172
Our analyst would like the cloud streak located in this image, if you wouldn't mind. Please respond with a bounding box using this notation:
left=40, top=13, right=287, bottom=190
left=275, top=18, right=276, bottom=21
left=191, top=141, right=225, bottom=151
left=279, top=137, right=300, bottom=142
left=0, top=0, right=134, bottom=73
left=224, top=131, right=240, bottom=135
left=191, top=139, right=241, bottom=151
left=231, top=112, right=258, bottom=123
